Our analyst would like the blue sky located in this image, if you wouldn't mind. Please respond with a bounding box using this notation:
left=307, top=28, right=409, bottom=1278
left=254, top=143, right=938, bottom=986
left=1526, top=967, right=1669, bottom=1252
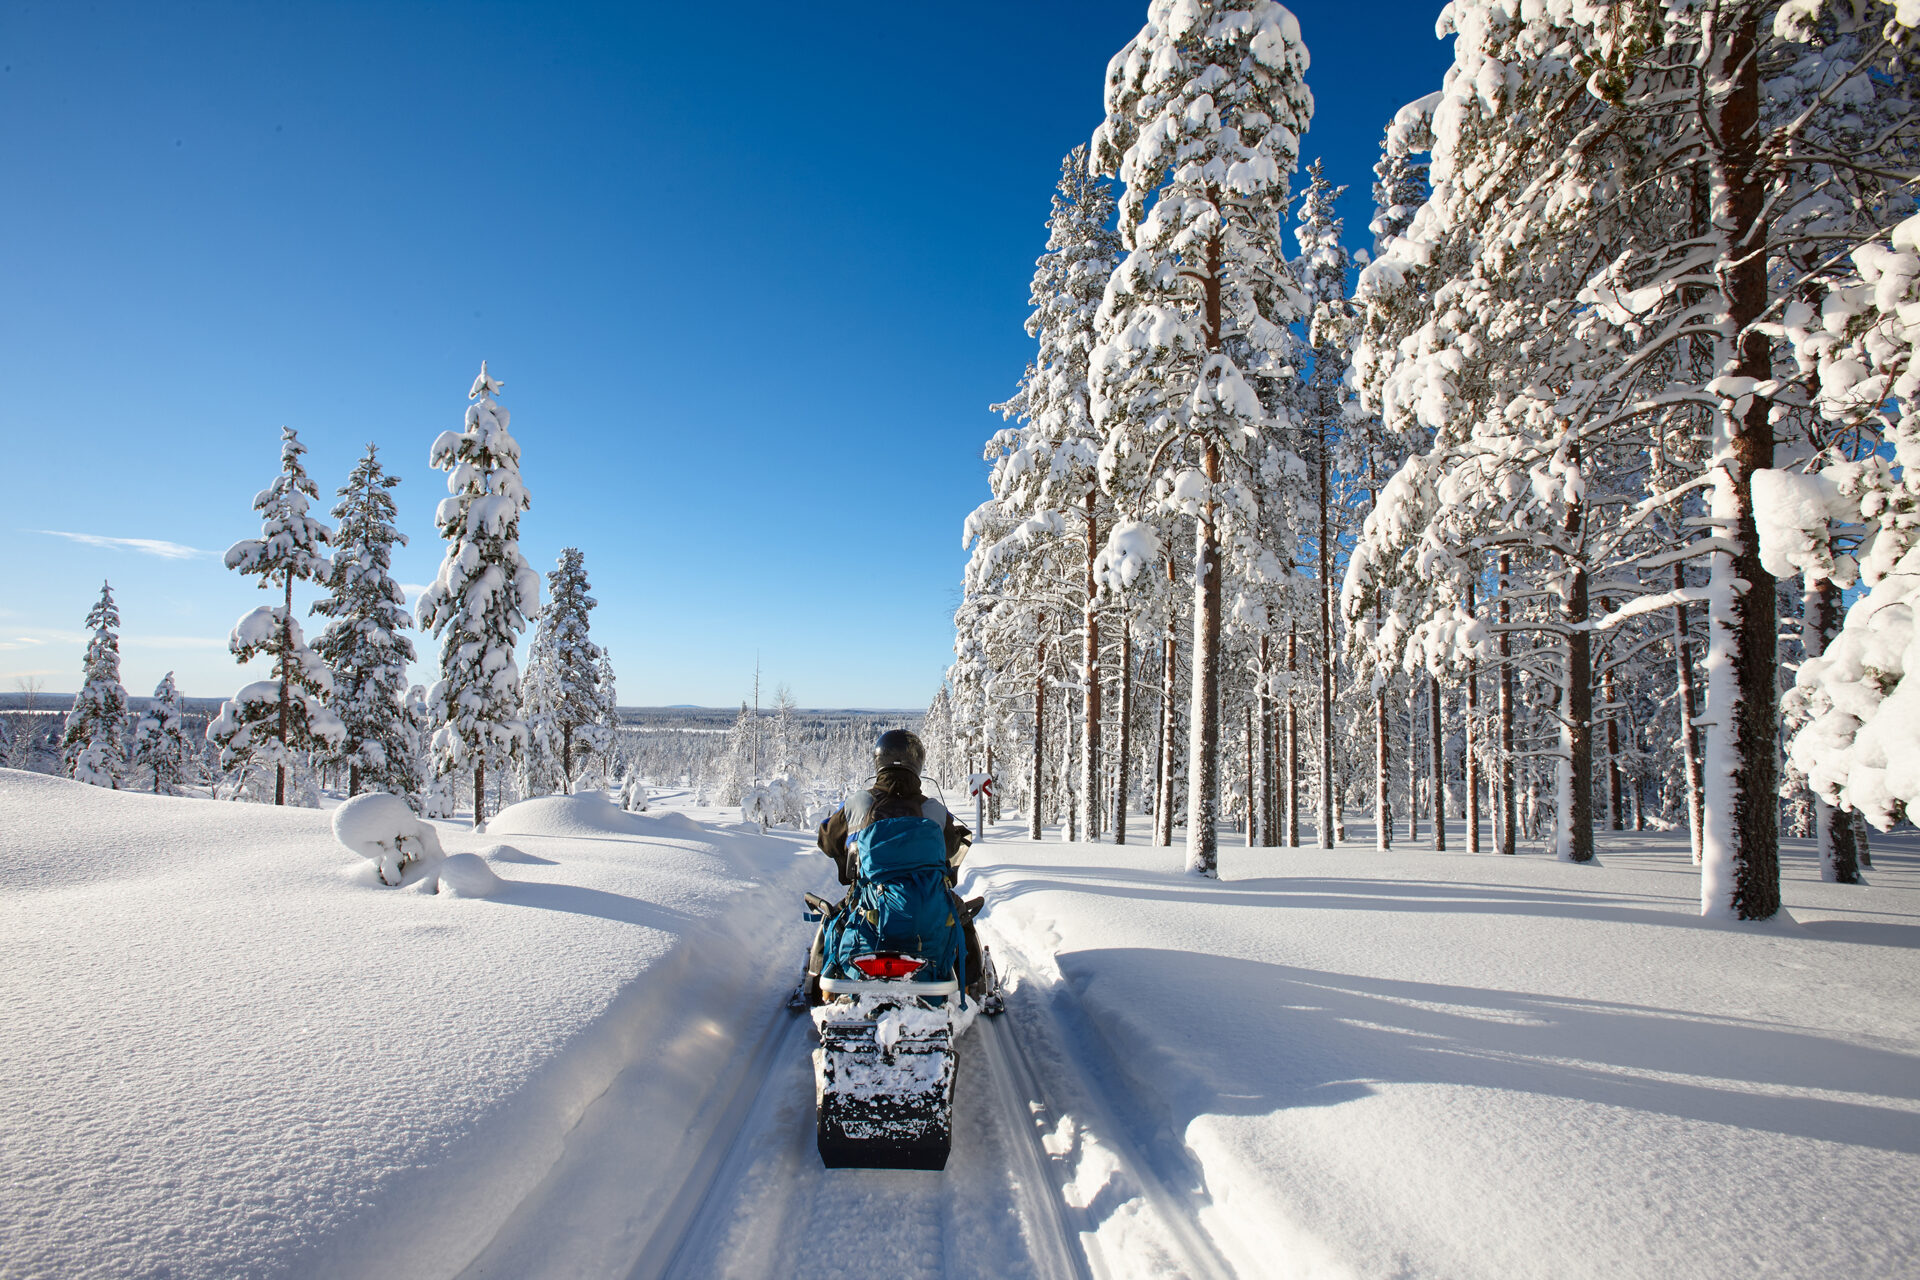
left=0, top=1, right=1455, bottom=709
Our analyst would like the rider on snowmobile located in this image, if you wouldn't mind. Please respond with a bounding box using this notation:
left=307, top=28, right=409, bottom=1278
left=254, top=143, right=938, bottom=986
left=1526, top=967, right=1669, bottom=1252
left=811, top=729, right=984, bottom=997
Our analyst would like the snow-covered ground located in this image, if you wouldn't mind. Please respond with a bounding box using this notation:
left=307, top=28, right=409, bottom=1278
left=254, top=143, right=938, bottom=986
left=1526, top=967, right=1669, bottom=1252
left=0, top=770, right=826, bottom=1280
left=5, top=769, right=1917, bottom=1279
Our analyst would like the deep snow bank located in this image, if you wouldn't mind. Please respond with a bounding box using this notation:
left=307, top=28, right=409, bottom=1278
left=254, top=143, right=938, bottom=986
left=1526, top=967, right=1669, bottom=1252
left=0, top=769, right=822, bottom=1280
left=968, top=824, right=1920, bottom=1280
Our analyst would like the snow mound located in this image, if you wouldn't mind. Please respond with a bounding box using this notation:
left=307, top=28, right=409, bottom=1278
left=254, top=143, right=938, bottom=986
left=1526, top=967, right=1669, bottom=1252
left=651, top=810, right=705, bottom=835
left=481, top=842, right=555, bottom=866
left=438, top=852, right=503, bottom=898
left=487, top=791, right=651, bottom=839
left=331, top=792, right=444, bottom=885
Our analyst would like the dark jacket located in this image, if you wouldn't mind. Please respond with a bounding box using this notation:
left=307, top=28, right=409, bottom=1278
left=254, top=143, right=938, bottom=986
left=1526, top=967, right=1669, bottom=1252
left=817, top=765, right=971, bottom=886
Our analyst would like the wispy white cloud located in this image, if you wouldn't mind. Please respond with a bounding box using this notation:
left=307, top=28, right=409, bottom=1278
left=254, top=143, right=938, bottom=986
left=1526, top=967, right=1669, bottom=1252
left=0, top=636, right=48, bottom=652
left=33, top=530, right=217, bottom=560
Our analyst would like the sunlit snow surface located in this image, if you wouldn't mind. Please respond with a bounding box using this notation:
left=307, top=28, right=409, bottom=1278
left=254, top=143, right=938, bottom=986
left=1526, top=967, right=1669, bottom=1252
left=4, top=769, right=1918, bottom=1279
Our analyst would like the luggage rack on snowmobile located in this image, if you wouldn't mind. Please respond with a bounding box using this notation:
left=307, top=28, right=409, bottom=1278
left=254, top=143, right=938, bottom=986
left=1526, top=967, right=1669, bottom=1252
left=817, top=976, right=959, bottom=997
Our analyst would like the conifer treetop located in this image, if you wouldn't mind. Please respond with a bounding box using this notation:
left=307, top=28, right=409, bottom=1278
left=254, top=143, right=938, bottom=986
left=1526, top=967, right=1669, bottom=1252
left=225, top=426, right=332, bottom=586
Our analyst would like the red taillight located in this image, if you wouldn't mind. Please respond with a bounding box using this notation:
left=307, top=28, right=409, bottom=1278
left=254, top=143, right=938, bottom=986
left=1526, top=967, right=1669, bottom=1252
left=851, top=953, right=924, bottom=980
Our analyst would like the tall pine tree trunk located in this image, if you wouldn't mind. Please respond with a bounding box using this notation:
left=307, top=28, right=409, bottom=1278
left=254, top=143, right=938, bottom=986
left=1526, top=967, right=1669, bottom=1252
left=1602, top=641, right=1622, bottom=831
left=474, top=758, right=486, bottom=830
left=1082, top=490, right=1102, bottom=841
left=1318, top=434, right=1335, bottom=850
left=1257, top=633, right=1272, bottom=845
left=1407, top=685, right=1420, bottom=843
left=1157, top=623, right=1178, bottom=847
left=1700, top=1, right=1780, bottom=919
left=1185, top=439, right=1223, bottom=876
left=1030, top=636, right=1047, bottom=841
left=1465, top=580, right=1480, bottom=853
left=1499, top=552, right=1516, bottom=856
left=1182, top=226, right=1227, bottom=878
left=1376, top=676, right=1392, bottom=852
left=1430, top=673, right=1446, bottom=851
left=1673, top=563, right=1706, bottom=865
left=1287, top=621, right=1300, bottom=847
left=277, top=572, right=292, bottom=806
left=1560, top=503, right=1595, bottom=863
left=562, top=723, right=575, bottom=795
left=1116, top=619, right=1132, bottom=845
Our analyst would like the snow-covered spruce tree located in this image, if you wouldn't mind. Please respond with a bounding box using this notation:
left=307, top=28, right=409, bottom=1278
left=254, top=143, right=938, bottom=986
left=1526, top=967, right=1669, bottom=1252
left=214, top=428, right=342, bottom=804
left=992, top=145, right=1126, bottom=842
left=312, top=444, right=419, bottom=801
left=520, top=548, right=612, bottom=794
left=129, top=671, right=195, bottom=795
left=417, top=363, right=538, bottom=829
left=1296, top=159, right=1352, bottom=850
left=61, top=580, right=130, bottom=786
left=1090, top=0, right=1313, bottom=875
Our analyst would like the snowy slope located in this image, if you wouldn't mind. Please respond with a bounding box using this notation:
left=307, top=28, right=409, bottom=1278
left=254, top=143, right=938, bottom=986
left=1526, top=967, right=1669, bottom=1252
left=966, top=824, right=1920, bottom=1280
left=0, top=771, right=825, bottom=1280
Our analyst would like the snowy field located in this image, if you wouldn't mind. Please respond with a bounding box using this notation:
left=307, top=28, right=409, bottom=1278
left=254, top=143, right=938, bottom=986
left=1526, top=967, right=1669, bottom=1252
left=4, top=768, right=1918, bottom=1279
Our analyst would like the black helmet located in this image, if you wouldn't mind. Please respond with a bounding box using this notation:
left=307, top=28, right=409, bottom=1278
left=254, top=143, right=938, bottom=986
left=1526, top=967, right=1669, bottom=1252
left=874, top=729, right=927, bottom=775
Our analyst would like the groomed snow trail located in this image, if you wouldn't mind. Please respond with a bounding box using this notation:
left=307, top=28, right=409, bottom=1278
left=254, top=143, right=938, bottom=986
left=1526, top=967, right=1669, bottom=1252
left=458, top=918, right=1234, bottom=1280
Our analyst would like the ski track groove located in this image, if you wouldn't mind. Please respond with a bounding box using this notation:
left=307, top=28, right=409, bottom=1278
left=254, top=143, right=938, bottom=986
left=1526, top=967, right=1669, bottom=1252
left=984, top=925, right=1241, bottom=1280
left=634, top=1006, right=814, bottom=1280
left=648, top=989, right=1100, bottom=1280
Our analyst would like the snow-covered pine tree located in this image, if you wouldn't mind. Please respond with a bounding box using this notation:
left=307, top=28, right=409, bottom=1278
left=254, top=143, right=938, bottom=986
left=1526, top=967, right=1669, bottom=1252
left=520, top=548, right=612, bottom=794
left=129, top=671, right=195, bottom=795
left=1296, top=159, right=1351, bottom=851
left=312, top=444, right=419, bottom=801
left=1090, top=0, right=1313, bottom=875
left=992, top=145, right=1126, bottom=842
left=214, top=427, right=343, bottom=804
left=61, top=580, right=129, bottom=787
left=417, top=363, right=539, bottom=829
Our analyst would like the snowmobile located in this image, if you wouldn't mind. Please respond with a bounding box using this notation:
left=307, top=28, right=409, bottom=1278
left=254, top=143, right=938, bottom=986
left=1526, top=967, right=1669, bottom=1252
left=798, top=892, right=1001, bottom=1170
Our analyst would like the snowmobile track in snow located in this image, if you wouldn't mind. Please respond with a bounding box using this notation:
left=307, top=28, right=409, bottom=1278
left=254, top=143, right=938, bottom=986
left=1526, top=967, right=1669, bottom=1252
left=983, top=926, right=1239, bottom=1280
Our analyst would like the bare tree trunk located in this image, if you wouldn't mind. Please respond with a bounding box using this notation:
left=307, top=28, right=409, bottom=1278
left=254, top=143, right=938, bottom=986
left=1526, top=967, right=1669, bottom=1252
left=1318, top=437, right=1335, bottom=851
left=1601, top=599, right=1621, bottom=832
left=277, top=573, right=292, bottom=806
left=986, top=744, right=998, bottom=824
left=1700, top=1, right=1780, bottom=918
left=474, top=758, right=486, bottom=830
left=1499, top=552, right=1516, bottom=856
left=1064, top=664, right=1078, bottom=844
left=562, top=723, right=574, bottom=795
left=1257, top=633, right=1273, bottom=846
left=1673, top=563, right=1705, bottom=865
left=1561, top=480, right=1595, bottom=863
left=1376, top=676, right=1392, bottom=852
left=1082, top=489, right=1102, bottom=841
left=1286, top=621, right=1299, bottom=847
left=1115, top=619, right=1132, bottom=846
left=1031, top=636, right=1047, bottom=841
left=1186, top=438, right=1223, bottom=876
left=1465, top=580, right=1480, bottom=853
left=1407, top=683, right=1420, bottom=843
left=1157, top=621, right=1178, bottom=847
left=1430, top=673, right=1446, bottom=851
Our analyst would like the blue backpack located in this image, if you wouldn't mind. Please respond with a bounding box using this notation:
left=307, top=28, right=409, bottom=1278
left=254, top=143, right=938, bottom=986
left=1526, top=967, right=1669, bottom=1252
left=823, top=807, right=966, bottom=992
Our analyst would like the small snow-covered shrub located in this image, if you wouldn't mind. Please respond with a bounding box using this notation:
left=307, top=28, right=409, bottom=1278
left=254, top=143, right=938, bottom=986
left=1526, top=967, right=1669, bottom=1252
left=620, top=765, right=649, bottom=812
left=422, top=773, right=457, bottom=820
left=333, top=791, right=445, bottom=887
left=742, top=773, right=808, bottom=828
